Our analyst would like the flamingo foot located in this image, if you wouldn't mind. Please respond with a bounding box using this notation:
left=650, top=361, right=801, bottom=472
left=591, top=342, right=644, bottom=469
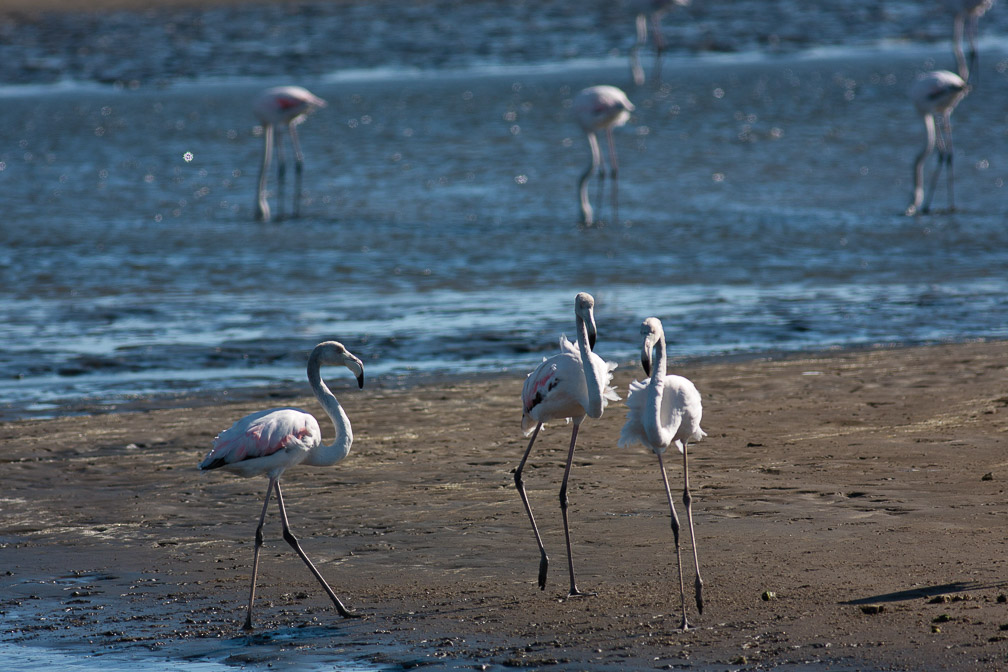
left=537, top=554, right=549, bottom=591
left=564, top=586, right=597, bottom=600
left=679, top=615, right=691, bottom=631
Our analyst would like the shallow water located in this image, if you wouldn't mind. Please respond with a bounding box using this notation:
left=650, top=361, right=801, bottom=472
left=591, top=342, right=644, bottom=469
left=1, top=0, right=1007, bottom=423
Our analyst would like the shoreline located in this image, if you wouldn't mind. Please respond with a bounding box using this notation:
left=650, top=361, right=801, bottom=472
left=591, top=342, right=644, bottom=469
left=2, top=340, right=1007, bottom=670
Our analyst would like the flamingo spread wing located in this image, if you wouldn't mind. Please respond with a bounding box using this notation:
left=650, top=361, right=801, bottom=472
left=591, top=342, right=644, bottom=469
left=200, top=408, right=321, bottom=470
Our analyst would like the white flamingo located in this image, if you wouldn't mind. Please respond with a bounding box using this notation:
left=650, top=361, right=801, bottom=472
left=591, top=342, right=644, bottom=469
left=572, top=86, right=635, bottom=226
left=619, top=317, right=705, bottom=630
left=905, top=70, right=969, bottom=216
left=199, top=341, right=364, bottom=630
left=253, top=86, right=327, bottom=222
left=945, top=0, right=995, bottom=82
left=516, top=292, right=619, bottom=596
left=629, top=0, right=691, bottom=86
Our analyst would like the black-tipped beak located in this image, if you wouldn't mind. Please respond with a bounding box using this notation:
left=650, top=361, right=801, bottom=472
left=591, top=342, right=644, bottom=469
left=587, top=316, right=598, bottom=350
left=641, top=352, right=651, bottom=378
left=356, top=372, right=365, bottom=389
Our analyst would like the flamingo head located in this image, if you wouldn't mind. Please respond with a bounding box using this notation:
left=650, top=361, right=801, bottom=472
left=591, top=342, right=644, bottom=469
left=639, top=317, right=665, bottom=378
left=574, top=292, right=597, bottom=350
left=313, top=341, right=365, bottom=389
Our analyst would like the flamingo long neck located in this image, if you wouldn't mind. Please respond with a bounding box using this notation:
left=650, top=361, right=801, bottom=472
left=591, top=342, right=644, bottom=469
left=303, top=354, right=353, bottom=466
left=577, top=313, right=604, bottom=419
left=645, top=335, right=674, bottom=448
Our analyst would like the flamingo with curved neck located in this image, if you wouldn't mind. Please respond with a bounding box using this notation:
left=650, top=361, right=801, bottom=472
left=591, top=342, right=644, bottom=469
left=199, top=340, right=364, bottom=629
left=516, top=292, right=619, bottom=596
left=619, top=317, right=706, bottom=630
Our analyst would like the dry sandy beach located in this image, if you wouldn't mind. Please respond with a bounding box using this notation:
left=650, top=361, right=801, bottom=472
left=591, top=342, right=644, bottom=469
left=1, top=341, right=1007, bottom=670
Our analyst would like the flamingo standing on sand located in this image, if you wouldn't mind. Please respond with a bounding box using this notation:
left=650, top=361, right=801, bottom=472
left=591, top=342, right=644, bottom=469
left=199, top=341, right=365, bottom=630
left=515, top=292, right=619, bottom=596
left=629, top=0, right=690, bottom=86
left=945, top=0, right=995, bottom=82
left=253, top=86, right=327, bottom=222
left=573, top=86, right=635, bottom=226
left=619, top=317, right=706, bottom=630
left=905, top=70, right=969, bottom=216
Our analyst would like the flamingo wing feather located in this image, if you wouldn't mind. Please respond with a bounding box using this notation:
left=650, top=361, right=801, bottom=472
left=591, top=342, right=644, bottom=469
left=200, top=408, right=320, bottom=470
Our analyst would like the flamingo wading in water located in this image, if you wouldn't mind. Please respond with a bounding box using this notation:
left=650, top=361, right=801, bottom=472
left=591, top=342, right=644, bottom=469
left=629, top=0, right=690, bottom=86
left=619, top=317, right=706, bottom=630
left=516, top=292, right=619, bottom=596
left=572, top=86, right=634, bottom=226
left=905, top=70, right=969, bottom=216
left=199, top=341, right=365, bottom=629
left=945, top=0, right=995, bottom=83
left=253, top=86, right=327, bottom=222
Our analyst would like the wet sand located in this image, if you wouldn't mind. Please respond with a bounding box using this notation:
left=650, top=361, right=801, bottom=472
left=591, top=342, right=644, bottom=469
left=1, top=341, right=1007, bottom=670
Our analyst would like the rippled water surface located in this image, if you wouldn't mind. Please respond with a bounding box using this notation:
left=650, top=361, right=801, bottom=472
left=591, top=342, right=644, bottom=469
left=2, top=0, right=1008, bottom=420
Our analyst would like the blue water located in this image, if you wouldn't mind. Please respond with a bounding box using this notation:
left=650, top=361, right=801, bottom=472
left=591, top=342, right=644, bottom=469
left=1, top=0, right=1007, bottom=424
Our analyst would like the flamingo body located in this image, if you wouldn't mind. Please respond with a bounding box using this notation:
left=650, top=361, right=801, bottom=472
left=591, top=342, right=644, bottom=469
left=521, top=335, right=618, bottom=436
left=572, top=86, right=634, bottom=226
left=906, top=70, right=968, bottom=216
left=619, top=317, right=705, bottom=630
left=200, top=340, right=364, bottom=629
left=253, top=85, right=327, bottom=222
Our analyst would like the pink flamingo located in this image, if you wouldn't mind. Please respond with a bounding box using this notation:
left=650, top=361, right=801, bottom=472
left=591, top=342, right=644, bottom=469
left=945, top=0, right=995, bottom=82
left=905, top=70, right=969, bottom=215
left=572, top=86, right=635, bottom=226
left=619, top=317, right=706, bottom=630
left=199, top=341, right=364, bottom=629
left=515, top=292, right=619, bottom=596
left=629, top=0, right=691, bottom=85
left=253, top=86, right=327, bottom=222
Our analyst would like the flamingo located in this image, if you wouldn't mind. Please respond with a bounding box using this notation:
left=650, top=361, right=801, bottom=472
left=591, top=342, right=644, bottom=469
left=905, top=70, right=969, bottom=216
left=515, top=292, right=620, bottom=596
left=619, top=317, right=705, bottom=630
left=199, top=341, right=365, bottom=630
left=572, top=86, right=635, bottom=227
left=253, top=86, right=327, bottom=222
left=945, top=0, right=995, bottom=82
left=629, top=0, right=690, bottom=86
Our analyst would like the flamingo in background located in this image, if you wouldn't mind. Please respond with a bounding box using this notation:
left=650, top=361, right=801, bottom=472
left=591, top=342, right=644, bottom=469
left=573, top=86, right=635, bottom=226
left=253, top=86, right=327, bottom=222
left=619, top=318, right=706, bottom=630
left=199, top=341, right=365, bottom=630
left=945, top=0, right=995, bottom=82
left=515, top=292, right=619, bottom=596
left=629, top=0, right=691, bottom=86
left=905, top=70, right=969, bottom=215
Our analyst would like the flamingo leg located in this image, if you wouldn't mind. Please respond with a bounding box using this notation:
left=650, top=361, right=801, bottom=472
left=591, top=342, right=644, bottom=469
left=657, top=451, right=689, bottom=630
left=631, top=13, right=648, bottom=86
left=559, top=423, right=592, bottom=597
left=514, top=422, right=550, bottom=590
left=682, top=441, right=704, bottom=617
left=605, top=128, right=621, bottom=224
left=651, top=14, right=666, bottom=84
left=275, top=130, right=287, bottom=221
left=579, top=132, right=602, bottom=225
left=255, top=125, right=274, bottom=222
left=244, top=477, right=276, bottom=630
left=288, top=122, right=305, bottom=218
left=938, top=111, right=956, bottom=212
left=907, top=114, right=936, bottom=216
left=923, top=114, right=950, bottom=214
left=274, top=481, right=359, bottom=618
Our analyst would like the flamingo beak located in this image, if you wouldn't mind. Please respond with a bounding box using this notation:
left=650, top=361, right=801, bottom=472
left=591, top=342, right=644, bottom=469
left=346, top=356, right=365, bottom=389
left=641, top=346, right=652, bottom=378
left=587, top=315, right=598, bottom=351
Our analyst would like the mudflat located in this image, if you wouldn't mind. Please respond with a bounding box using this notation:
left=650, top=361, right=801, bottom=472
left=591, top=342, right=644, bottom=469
left=1, top=341, right=1006, bottom=670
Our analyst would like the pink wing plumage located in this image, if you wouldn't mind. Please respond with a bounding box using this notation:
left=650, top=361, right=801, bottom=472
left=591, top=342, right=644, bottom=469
left=200, top=408, right=321, bottom=471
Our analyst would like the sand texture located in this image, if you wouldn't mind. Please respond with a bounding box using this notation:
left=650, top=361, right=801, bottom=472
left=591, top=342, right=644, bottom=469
left=1, top=341, right=1007, bottom=670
